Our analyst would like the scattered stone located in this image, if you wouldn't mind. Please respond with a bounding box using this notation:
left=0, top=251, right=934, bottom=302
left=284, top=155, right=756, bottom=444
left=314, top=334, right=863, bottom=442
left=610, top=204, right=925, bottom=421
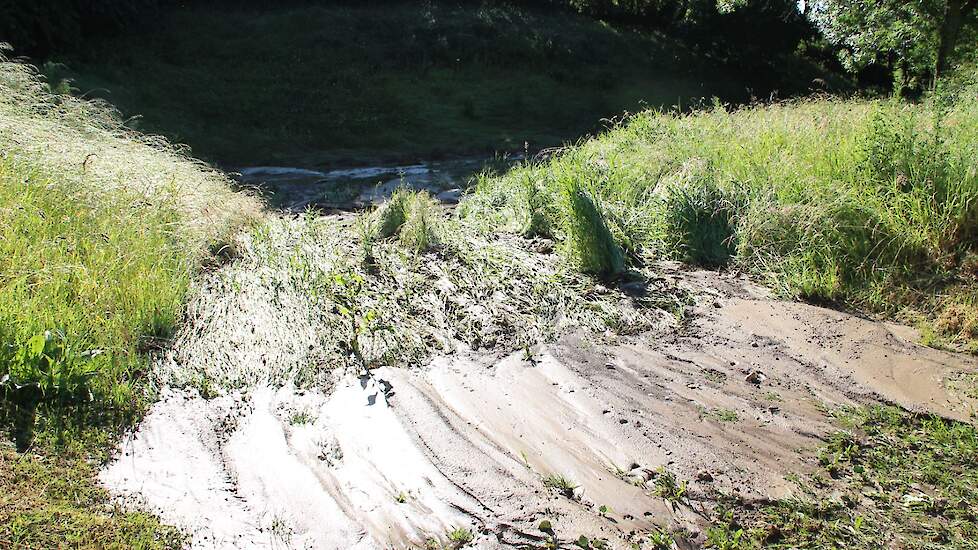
left=435, top=188, right=463, bottom=203
left=531, top=239, right=554, bottom=254
left=745, top=370, right=767, bottom=385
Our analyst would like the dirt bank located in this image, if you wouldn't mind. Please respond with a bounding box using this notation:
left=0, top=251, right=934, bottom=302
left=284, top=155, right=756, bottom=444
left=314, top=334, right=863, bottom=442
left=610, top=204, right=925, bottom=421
left=100, top=265, right=978, bottom=549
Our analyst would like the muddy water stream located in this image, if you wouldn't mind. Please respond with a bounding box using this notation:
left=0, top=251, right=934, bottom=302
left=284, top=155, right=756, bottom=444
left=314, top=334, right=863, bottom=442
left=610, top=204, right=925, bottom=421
left=235, top=157, right=503, bottom=211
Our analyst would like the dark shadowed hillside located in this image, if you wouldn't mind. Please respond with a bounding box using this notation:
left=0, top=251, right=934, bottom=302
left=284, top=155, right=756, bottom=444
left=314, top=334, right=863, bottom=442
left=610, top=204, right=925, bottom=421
left=40, top=2, right=841, bottom=166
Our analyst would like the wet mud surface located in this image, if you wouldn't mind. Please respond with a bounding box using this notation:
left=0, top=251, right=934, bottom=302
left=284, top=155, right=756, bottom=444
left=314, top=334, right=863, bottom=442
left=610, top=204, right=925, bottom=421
left=101, top=268, right=978, bottom=549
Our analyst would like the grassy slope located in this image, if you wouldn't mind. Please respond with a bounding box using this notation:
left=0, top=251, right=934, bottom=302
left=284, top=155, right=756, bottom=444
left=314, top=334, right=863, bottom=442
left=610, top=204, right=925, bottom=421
left=44, top=2, right=831, bottom=166
left=0, top=57, right=258, bottom=547
left=465, top=87, right=978, bottom=349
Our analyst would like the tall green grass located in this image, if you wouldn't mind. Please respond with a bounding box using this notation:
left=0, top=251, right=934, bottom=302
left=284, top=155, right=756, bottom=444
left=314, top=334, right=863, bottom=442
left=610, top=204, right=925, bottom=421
left=0, top=52, right=258, bottom=547
left=0, top=161, right=189, bottom=408
left=0, top=55, right=258, bottom=413
left=466, top=74, right=978, bottom=345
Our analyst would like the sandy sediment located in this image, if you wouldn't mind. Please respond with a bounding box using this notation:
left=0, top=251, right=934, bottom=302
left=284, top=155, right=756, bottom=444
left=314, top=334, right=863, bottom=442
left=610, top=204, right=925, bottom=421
left=101, top=268, right=978, bottom=549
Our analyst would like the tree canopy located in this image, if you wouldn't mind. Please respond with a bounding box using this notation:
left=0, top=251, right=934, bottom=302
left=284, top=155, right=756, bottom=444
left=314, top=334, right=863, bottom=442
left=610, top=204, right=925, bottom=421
left=0, top=0, right=974, bottom=90
left=810, top=0, right=978, bottom=90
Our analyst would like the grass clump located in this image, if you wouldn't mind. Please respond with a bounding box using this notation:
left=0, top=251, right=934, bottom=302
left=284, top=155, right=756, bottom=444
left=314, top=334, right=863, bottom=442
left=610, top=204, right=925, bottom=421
left=446, top=526, right=474, bottom=547
left=651, top=468, right=688, bottom=503
left=372, top=189, right=410, bottom=239
left=562, top=181, right=625, bottom=278
left=543, top=473, right=579, bottom=498
left=398, top=192, right=442, bottom=253
left=366, top=189, right=441, bottom=253
left=705, top=408, right=740, bottom=423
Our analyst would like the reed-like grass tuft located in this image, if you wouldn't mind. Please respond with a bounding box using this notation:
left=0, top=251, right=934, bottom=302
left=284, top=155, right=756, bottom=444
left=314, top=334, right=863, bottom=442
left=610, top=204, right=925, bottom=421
left=561, top=180, right=625, bottom=278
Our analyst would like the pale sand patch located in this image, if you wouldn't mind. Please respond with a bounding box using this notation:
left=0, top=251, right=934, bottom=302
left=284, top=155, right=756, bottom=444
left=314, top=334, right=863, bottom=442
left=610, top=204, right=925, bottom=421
left=102, top=379, right=477, bottom=549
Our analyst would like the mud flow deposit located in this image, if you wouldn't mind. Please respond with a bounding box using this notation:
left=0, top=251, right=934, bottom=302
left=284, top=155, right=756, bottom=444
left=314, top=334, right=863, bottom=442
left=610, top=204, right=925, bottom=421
left=101, top=208, right=978, bottom=549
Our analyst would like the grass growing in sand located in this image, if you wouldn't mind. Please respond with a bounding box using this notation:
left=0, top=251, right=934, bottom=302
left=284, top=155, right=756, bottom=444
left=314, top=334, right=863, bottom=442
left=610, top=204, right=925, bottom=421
left=0, top=55, right=257, bottom=546
left=465, top=65, right=978, bottom=348
left=543, top=473, right=580, bottom=498
left=706, top=406, right=978, bottom=549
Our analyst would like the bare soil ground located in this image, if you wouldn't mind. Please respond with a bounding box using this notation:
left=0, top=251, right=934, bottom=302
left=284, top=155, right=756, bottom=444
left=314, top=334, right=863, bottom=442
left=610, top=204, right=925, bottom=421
left=100, top=259, right=978, bottom=549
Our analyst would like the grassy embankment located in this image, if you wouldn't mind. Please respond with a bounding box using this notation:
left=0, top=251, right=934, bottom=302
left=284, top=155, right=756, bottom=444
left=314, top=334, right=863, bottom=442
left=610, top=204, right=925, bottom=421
left=0, top=55, right=259, bottom=547
left=464, top=71, right=978, bottom=350
left=43, top=1, right=834, bottom=166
